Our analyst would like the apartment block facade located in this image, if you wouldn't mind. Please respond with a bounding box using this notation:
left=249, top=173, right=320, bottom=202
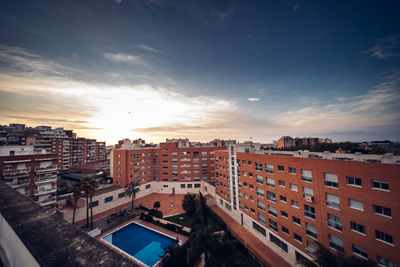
left=0, top=146, right=58, bottom=209
left=111, top=139, right=224, bottom=188
left=215, top=144, right=399, bottom=266
left=278, top=136, right=332, bottom=149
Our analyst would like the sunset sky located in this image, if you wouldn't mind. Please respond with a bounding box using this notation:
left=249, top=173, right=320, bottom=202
left=1, top=0, right=399, bottom=145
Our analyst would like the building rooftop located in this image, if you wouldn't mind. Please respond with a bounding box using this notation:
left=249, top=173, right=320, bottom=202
left=0, top=182, right=138, bottom=267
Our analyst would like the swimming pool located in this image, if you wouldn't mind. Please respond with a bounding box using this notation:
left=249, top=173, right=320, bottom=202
left=102, top=222, right=178, bottom=266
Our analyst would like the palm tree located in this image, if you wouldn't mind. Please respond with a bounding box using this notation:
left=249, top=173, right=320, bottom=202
left=69, top=182, right=82, bottom=225
left=88, top=178, right=99, bottom=230
left=81, top=177, right=99, bottom=229
left=125, top=181, right=139, bottom=210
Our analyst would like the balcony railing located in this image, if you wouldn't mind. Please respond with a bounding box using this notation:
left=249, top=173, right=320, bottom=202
left=5, top=179, right=30, bottom=188
left=37, top=196, right=57, bottom=206
left=35, top=165, right=57, bottom=172
left=34, top=187, right=57, bottom=196
left=3, top=168, right=31, bottom=176
left=35, top=175, right=57, bottom=184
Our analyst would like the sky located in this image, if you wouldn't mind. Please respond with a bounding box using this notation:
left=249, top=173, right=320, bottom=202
left=0, top=0, right=399, bottom=145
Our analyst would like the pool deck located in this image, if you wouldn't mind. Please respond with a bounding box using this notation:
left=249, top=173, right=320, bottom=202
left=135, top=193, right=186, bottom=217
left=98, top=218, right=189, bottom=267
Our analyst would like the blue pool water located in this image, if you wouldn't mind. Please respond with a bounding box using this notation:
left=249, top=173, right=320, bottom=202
left=103, top=223, right=178, bottom=266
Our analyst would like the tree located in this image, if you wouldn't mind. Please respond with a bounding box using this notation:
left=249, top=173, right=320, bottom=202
left=125, top=181, right=139, bottom=210
left=81, top=177, right=99, bottom=229
left=69, top=182, right=82, bottom=225
left=153, top=201, right=161, bottom=211
left=182, top=193, right=197, bottom=216
left=198, top=192, right=208, bottom=226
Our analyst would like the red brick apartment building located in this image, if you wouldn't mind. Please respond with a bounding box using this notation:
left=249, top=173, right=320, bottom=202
left=0, top=146, right=58, bottom=209
left=111, top=139, right=225, bottom=188
left=215, top=144, right=399, bottom=267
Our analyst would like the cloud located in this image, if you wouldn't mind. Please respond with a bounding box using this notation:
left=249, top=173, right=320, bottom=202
left=114, top=0, right=122, bottom=3
left=247, top=98, right=260, bottom=102
left=103, top=52, right=149, bottom=67
left=136, top=44, right=161, bottom=53
left=0, top=44, right=81, bottom=78
left=256, top=89, right=264, bottom=95
left=364, top=34, right=400, bottom=59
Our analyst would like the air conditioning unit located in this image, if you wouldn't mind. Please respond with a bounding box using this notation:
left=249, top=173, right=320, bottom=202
left=304, top=194, right=314, bottom=202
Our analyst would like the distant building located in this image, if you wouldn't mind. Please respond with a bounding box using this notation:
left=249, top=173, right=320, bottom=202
left=0, top=146, right=58, bottom=209
left=278, top=136, right=332, bottom=148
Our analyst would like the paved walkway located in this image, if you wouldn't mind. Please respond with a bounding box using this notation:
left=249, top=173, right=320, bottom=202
left=210, top=205, right=291, bottom=267
left=135, top=193, right=185, bottom=217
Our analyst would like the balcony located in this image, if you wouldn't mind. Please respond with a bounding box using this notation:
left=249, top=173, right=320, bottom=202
left=36, top=196, right=57, bottom=206
left=3, top=168, right=31, bottom=177
left=5, top=179, right=30, bottom=188
left=35, top=175, right=57, bottom=185
left=34, top=187, right=57, bottom=196
left=35, top=165, right=57, bottom=173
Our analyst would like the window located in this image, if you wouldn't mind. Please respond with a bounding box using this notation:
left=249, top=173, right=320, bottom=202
left=266, top=177, right=275, bottom=188
left=265, top=164, right=274, bottom=174
left=347, top=176, right=362, bottom=187
left=301, top=169, right=312, bottom=183
left=248, top=161, right=252, bottom=166
left=373, top=204, right=392, bottom=217
left=303, top=187, right=314, bottom=201
left=250, top=196, right=255, bottom=201
left=294, top=233, right=302, bottom=243
left=307, top=241, right=318, bottom=257
left=258, top=213, right=266, bottom=225
left=278, top=180, right=285, bottom=187
left=257, top=200, right=266, bottom=211
left=304, top=204, right=316, bottom=219
left=291, top=200, right=299, bottom=208
left=89, top=200, right=99, bottom=208
left=249, top=172, right=253, bottom=178
left=281, top=210, right=288, bottom=218
left=327, top=213, right=342, bottom=231
left=306, top=223, right=317, bottom=239
left=194, top=183, right=201, bottom=188
left=278, top=165, right=284, bottom=171
left=349, top=199, right=364, bottom=211
left=256, top=174, right=264, bottom=184
left=324, top=173, right=338, bottom=188
left=255, top=162, right=263, bottom=171
left=270, top=233, right=288, bottom=252
left=292, top=216, right=301, bottom=225
left=326, top=193, right=340, bottom=210
left=267, top=191, right=276, bottom=202
left=257, top=187, right=265, bottom=198
left=280, top=195, right=287, bottom=203
left=350, top=221, right=366, bottom=235
left=145, top=184, right=151, bottom=189
left=249, top=184, right=254, bottom=189
left=377, top=255, right=396, bottom=267
left=371, top=180, right=390, bottom=191
left=253, top=221, right=266, bottom=236
left=187, top=184, right=193, bottom=188
left=268, top=205, right=277, bottom=217
left=289, top=167, right=296, bottom=174
left=282, top=226, right=289, bottom=235
left=290, top=183, right=298, bottom=191
left=269, top=219, right=278, bottom=232
left=375, top=230, right=394, bottom=245
left=351, top=244, right=368, bottom=259
left=105, top=196, right=113, bottom=203
left=180, top=184, right=186, bottom=188
left=118, top=192, right=125, bottom=198
left=329, top=234, right=343, bottom=252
